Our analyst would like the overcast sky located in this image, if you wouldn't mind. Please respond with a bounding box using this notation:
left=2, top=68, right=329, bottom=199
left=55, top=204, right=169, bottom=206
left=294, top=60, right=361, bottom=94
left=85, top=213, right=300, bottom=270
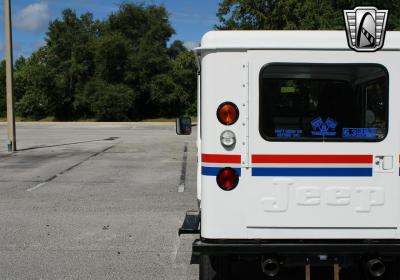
left=0, top=0, right=220, bottom=59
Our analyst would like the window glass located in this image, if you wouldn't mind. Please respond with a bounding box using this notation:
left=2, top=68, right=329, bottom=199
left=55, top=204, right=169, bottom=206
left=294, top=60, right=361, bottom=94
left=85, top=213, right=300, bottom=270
left=260, top=64, right=388, bottom=142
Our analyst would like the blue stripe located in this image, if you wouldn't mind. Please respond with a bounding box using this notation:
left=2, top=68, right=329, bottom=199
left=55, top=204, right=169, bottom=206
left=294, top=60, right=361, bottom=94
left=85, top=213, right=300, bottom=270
left=202, top=167, right=241, bottom=176
left=252, top=167, right=372, bottom=177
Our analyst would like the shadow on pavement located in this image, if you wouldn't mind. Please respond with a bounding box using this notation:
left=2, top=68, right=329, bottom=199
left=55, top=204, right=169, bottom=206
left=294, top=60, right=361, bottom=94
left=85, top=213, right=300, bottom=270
left=17, top=137, right=120, bottom=151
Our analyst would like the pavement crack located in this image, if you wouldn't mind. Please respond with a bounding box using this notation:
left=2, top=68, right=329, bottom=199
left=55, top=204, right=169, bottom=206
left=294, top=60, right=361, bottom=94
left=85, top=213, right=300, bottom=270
left=26, top=144, right=117, bottom=192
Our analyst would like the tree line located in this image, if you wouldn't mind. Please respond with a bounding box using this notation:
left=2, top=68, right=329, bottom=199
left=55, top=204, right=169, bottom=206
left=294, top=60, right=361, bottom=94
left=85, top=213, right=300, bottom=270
left=1, top=1, right=399, bottom=121
left=0, top=3, right=197, bottom=121
left=216, top=0, right=400, bottom=30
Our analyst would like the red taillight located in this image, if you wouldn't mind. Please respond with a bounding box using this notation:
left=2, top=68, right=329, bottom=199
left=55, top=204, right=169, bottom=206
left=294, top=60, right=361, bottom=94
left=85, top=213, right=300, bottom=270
left=217, top=102, right=239, bottom=125
left=216, top=168, right=239, bottom=191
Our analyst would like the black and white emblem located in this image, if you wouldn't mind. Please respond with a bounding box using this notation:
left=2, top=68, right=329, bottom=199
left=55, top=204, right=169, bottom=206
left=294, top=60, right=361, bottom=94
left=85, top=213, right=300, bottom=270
left=344, top=7, right=388, bottom=52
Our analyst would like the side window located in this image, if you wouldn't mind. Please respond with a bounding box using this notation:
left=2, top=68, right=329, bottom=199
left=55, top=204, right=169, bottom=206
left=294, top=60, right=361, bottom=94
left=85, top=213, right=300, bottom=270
left=259, top=64, right=388, bottom=142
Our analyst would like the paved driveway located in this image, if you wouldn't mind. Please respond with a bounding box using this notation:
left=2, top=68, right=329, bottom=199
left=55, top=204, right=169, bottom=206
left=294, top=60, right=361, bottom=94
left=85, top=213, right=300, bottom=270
left=0, top=122, right=198, bottom=280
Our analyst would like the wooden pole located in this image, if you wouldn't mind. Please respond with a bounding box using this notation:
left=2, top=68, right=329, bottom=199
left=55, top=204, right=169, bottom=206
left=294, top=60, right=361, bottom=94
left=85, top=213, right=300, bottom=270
left=4, top=0, right=16, bottom=152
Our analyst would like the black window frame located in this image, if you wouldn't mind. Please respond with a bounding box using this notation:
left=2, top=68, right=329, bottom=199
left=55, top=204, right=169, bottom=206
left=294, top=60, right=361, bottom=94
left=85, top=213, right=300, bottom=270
left=258, top=63, right=389, bottom=143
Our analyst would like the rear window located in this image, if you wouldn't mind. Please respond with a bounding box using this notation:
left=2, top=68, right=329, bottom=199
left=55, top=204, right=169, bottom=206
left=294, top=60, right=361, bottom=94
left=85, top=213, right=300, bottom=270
left=259, top=64, right=388, bottom=142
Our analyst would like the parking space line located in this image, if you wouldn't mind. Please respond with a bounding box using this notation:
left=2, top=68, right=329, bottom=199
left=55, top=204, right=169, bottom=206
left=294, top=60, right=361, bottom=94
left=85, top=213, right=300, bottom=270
left=26, top=182, right=47, bottom=192
left=178, top=142, right=188, bottom=193
left=26, top=144, right=117, bottom=192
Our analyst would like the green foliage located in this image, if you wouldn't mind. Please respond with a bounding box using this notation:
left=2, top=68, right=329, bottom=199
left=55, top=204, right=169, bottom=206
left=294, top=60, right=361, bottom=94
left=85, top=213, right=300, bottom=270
left=172, top=51, right=198, bottom=116
left=94, top=33, right=130, bottom=84
left=217, top=0, right=400, bottom=30
left=14, top=49, right=55, bottom=119
left=80, top=79, right=136, bottom=121
left=168, top=40, right=187, bottom=59
left=45, top=9, right=99, bottom=120
left=16, top=91, right=51, bottom=120
left=147, top=49, right=197, bottom=117
left=10, top=2, right=197, bottom=121
left=107, top=3, right=175, bottom=46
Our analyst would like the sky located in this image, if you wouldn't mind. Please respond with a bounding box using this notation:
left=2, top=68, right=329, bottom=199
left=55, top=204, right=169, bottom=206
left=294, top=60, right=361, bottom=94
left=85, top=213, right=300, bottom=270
left=0, top=0, right=220, bottom=59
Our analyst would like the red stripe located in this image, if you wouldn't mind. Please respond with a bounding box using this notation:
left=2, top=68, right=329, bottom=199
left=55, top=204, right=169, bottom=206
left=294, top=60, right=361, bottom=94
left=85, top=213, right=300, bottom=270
left=252, top=155, right=372, bottom=164
left=202, top=154, right=241, bottom=164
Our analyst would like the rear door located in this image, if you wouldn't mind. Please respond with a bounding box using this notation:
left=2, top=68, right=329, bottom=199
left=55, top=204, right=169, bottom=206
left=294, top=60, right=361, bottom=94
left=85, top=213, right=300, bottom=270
left=246, top=50, right=400, bottom=238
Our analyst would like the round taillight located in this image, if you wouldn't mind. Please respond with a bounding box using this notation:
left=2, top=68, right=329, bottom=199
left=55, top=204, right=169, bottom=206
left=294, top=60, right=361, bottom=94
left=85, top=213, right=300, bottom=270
left=216, top=167, right=239, bottom=191
left=217, top=102, right=239, bottom=125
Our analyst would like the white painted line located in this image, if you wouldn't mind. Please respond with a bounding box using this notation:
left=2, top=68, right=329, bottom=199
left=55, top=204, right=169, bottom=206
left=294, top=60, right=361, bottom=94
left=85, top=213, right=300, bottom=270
left=25, top=144, right=115, bottom=193
left=178, top=142, right=188, bottom=193
left=27, top=182, right=47, bottom=192
left=170, top=234, right=181, bottom=264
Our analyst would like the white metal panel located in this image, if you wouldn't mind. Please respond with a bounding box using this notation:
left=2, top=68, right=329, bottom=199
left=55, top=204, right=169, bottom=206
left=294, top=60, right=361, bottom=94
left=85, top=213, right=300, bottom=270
left=200, top=51, right=248, bottom=163
left=201, top=174, right=250, bottom=238
left=197, top=74, right=202, bottom=202
left=200, top=50, right=249, bottom=238
left=246, top=50, right=400, bottom=239
left=200, top=48, right=400, bottom=240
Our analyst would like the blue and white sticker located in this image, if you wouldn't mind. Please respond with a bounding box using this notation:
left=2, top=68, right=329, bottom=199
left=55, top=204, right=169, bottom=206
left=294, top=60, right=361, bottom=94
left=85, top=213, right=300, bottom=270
left=311, top=117, right=337, bottom=137
left=275, top=129, right=302, bottom=138
left=343, top=128, right=377, bottom=139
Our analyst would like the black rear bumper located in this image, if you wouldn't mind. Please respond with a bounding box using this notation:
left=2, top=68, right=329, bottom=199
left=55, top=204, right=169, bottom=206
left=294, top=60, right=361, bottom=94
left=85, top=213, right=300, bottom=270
left=193, top=239, right=400, bottom=256
left=194, top=239, right=400, bottom=277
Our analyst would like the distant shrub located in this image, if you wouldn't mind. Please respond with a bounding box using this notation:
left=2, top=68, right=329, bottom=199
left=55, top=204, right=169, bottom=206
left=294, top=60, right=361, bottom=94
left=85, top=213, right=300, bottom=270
left=80, top=79, right=136, bottom=121
left=16, top=91, right=51, bottom=120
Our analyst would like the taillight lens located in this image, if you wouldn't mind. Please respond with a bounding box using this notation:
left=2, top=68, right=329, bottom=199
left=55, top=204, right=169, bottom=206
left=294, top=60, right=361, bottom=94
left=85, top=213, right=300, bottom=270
left=216, top=168, right=239, bottom=191
left=220, top=130, right=236, bottom=148
left=217, top=102, right=239, bottom=125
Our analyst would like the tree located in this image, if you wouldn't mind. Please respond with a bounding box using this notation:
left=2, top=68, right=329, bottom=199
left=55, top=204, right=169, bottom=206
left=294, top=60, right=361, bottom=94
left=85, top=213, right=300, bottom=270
left=94, top=33, right=130, bottom=84
left=11, top=2, right=198, bottom=121
left=45, top=9, right=100, bottom=119
left=171, top=51, right=197, bottom=116
left=168, top=40, right=187, bottom=59
left=73, top=31, right=132, bottom=117
left=79, top=79, right=136, bottom=121
left=217, top=0, right=400, bottom=30
left=332, top=1, right=400, bottom=30
left=104, top=3, right=177, bottom=119
left=15, top=48, right=54, bottom=119
left=148, top=47, right=197, bottom=118
left=14, top=56, right=28, bottom=102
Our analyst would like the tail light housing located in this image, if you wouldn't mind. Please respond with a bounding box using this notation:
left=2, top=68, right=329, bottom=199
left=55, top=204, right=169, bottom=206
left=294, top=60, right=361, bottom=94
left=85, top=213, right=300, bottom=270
left=216, top=167, right=239, bottom=191
left=217, top=102, right=239, bottom=125
left=220, top=130, right=236, bottom=148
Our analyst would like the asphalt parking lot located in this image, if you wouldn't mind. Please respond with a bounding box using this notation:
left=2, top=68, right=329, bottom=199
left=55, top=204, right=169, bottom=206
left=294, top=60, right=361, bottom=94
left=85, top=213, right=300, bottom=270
left=0, top=122, right=198, bottom=280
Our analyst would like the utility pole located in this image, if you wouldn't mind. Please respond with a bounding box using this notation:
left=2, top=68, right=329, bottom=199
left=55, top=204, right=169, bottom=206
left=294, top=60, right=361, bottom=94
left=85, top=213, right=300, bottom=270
left=4, top=0, right=16, bottom=152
